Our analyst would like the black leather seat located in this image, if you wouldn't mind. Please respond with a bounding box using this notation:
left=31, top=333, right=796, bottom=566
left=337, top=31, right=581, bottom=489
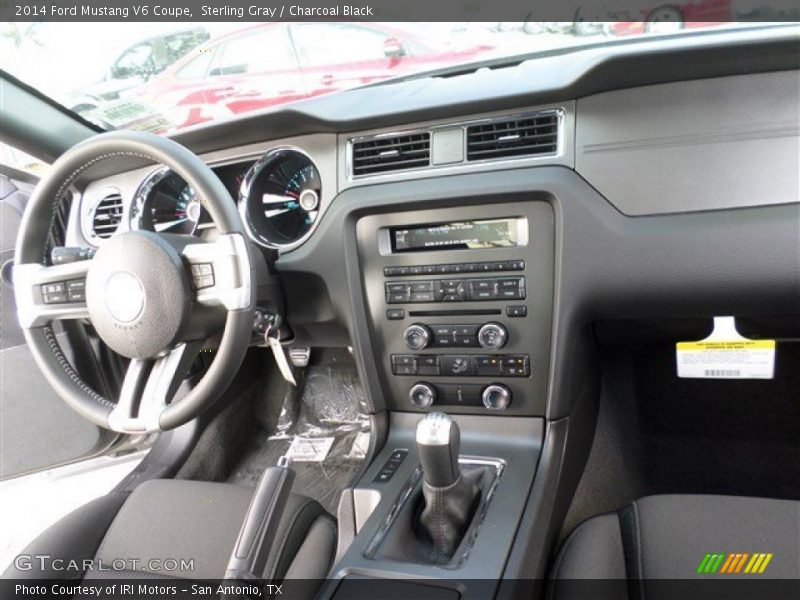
left=4, top=480, right=336, bottom=581
left=550, top=494, right=799, bottom=595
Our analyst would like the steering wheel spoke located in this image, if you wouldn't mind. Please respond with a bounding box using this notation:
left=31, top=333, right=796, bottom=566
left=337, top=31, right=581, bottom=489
left=14, top=260, right=91, bottom=328
left=108, top=341, right=203, bottom=433
left=181, top=233, right=251, bottom=311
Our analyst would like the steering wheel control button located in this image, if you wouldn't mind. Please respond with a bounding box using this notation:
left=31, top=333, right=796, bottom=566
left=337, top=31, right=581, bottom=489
left=409, top=382, right=437, bottom=409
left=404, top=323, right=432, bottom=351
left=478, top=322, right=508, bottom=350
left=105, top=272, right=145, bottom=323
left=482, top=384, right=512, bottom=411
left=190, top=262, right=215, bottom=290
left=373, top=448, right=408, bottom=483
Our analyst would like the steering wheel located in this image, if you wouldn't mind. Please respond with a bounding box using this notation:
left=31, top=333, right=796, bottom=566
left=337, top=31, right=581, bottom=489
left=13, top=131, right=255, bottom=433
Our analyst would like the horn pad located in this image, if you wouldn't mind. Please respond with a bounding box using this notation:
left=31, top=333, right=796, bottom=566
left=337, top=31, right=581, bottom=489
left=86, top=231, right=192, bottom=359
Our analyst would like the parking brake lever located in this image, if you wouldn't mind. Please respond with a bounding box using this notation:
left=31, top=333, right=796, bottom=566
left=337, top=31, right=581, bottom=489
left=224, top=456, right=295, bottom=581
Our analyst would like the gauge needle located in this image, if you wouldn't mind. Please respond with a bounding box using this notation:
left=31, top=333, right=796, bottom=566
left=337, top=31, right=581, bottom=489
left=154, top=218, right=191, bottom=232
left=262, top=193, right=298, bottom=204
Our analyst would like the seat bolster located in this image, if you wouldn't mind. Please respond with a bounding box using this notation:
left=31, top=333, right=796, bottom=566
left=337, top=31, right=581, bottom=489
left=634, top=494, right=800, bottom=579
left=550, top=513, right=628, bottom=580
left=2, top=492, right=128, bottom=579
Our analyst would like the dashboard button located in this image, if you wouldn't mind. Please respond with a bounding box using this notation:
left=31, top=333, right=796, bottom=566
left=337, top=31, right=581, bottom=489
left=506, top=305, right=527, bottom=317
left=386, top=308, right=405, bottom=320
left=441, top=355, right=474, bottom=376
left=474, top=356, right=502, bottom=376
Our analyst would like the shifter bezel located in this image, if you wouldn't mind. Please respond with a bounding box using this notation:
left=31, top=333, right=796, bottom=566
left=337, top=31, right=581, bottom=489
left=364, top=456, right=505, bottom=568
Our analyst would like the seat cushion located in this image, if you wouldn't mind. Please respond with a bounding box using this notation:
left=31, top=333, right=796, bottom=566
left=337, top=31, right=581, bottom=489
left=4, top=479, right=335, bottom=581
left=551, top=494, right=799, bottom=586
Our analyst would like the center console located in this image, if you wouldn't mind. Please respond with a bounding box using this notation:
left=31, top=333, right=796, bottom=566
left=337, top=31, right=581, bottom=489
left=356, top=200, right=555, bottom=416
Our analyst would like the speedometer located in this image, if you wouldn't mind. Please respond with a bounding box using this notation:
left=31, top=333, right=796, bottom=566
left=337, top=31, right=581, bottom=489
left=132, top=168, right=203, bottom=235
left=239, top=149, right=322, bottom=249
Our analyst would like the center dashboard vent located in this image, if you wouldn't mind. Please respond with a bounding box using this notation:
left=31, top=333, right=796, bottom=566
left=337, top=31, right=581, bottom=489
left=351, top=132, right=430, bottom=177
left=466, top=112, right=559, bottom=161
left=91, top=191, right=124, bottom=239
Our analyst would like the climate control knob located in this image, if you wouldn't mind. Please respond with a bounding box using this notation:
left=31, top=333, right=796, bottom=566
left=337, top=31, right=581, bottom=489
left=404, top=323, right=432, bottom=351
left=482, top=384, right=512, bottom=411
left=409, top=382, right=437, bottom=409
left=477, top=322, right=508, bottom=350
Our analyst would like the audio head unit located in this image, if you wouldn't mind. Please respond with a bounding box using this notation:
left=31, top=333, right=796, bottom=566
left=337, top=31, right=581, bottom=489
left=357, top=201, right=554, bottom=417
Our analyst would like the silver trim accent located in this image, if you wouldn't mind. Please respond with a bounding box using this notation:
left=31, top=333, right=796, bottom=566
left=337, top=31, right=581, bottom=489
left=477, top=322, right=508, bottom=350
left=415, top=411, right=453, bottom=446
left=14, top=261, right=91, bottom=329
left=481, top=384, right=511, bottom=412
left=364, top=455, right=505, bottom=567
left=181, top=233, right=252, bottom=311
left=80, top=186, right=124, bottom=245
left=346, top=107, right=566, bottom=184
left=108, top=343, right=197, bottom=433
left=237, top=146, right=323, bottom=251
left=129, top=167, right=200, bottom=236
left=408, top=383, right=436, bottom=409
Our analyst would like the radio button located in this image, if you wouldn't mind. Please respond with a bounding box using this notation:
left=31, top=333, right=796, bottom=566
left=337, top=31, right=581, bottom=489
left=386, top=308, right=405, bottom=320
left=506, top=305, right=527, bottom=318
left=387, top=292, right=409, bottom=303
left=478, top=322, right=508, bottom=350
left=410, top=291, right=435, bottom=302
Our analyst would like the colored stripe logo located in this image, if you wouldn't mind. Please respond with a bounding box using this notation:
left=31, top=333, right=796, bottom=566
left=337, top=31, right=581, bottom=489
left=697, top=552, right=773, bottom=574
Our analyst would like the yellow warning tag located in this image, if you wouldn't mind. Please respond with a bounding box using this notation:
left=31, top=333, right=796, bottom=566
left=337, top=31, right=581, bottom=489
left=676, top=317, right=775, bottom=379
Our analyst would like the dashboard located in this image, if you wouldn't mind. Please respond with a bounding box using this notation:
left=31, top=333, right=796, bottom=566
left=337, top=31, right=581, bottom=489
left=62, top=28, right=800, bottom=420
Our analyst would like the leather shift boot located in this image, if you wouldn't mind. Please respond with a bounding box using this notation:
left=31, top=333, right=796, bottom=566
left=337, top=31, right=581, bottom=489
left=419, top=472, right=480, bottom=559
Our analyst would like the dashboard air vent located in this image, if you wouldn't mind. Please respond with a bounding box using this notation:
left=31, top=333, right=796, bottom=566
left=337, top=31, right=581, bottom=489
left=352, top=132, right=430, bottom=177
left=92, top=191, right=124, bottom=239
left=467, top=112, right=558, bottom=161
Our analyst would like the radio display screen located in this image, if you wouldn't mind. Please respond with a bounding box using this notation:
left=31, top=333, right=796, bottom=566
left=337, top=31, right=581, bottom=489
left=391, top=218, right=520, bottom=253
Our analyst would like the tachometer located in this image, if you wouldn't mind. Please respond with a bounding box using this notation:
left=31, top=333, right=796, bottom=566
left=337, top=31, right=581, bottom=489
left=132, top=168, right=203, bottom=235
left=239, top=149, right=322, bottom=248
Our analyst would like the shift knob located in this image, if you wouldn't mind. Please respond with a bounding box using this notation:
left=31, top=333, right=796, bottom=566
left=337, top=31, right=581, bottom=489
left=415, top=412, right=461, bottom=488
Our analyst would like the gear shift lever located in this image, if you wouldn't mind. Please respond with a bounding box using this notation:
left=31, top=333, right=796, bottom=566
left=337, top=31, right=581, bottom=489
left=416, top=412, right=461, bottom=487
left=415, top=412, right=479, bottom=559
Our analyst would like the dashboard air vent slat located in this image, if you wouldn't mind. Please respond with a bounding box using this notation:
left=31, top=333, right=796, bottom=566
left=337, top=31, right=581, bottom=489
left=352, top=133, right=431, bottom=176
left=92, top=192, right=124, bottom=239
left=466, top=113, right=558, bottom=161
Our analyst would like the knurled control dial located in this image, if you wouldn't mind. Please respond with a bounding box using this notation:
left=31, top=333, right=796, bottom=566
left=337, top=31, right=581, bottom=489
left=409, top=382, right=437, bottom=408
left=482, top=383, right=512, bottom=411
left=477, top=322, right=508, bottom=350
left=404, top=323, right=432, bottom=351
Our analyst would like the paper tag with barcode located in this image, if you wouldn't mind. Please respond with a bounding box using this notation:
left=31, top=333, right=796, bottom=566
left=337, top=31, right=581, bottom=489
left=284, top=436, right=335, bottom=462
left=676, top=316, right=775, bottom=379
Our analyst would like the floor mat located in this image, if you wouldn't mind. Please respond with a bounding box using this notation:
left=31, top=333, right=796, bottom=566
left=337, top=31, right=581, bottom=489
left=229, top=361, right=370, bottom=515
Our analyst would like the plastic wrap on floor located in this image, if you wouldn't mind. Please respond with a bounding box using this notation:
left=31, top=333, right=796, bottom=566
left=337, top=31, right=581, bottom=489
left=230, top=365, right=370, bottom=514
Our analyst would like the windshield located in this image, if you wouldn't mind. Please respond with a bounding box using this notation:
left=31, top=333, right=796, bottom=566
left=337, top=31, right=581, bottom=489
left=0, top=21, right=791, bottom=134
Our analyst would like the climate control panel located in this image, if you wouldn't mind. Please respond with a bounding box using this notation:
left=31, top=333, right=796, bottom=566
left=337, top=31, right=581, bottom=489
left=408, top=382, right=513, bottom=411
left=402, top=322, right=508, bottom=350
